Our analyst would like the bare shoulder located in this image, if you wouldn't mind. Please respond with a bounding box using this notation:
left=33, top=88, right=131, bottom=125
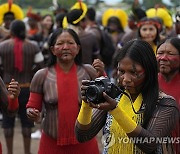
left=31, top=67, right=49, bottom=86
left=33, top=68, right=48, bottom=78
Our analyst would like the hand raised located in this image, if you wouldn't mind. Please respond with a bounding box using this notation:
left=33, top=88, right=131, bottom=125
left=8, top=79, right=20, bottom=99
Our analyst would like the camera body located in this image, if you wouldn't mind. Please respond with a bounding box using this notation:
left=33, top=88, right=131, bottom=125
left=85, top=77, right=121, bottom=104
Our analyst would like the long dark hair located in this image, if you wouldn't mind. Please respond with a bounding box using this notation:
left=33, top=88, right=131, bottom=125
left=41, top=14, right=54, bottom=35
left=107, top=16, right=124, bottom=33
left=115, top=39, right=159, bottom=128
left=47, top=28, right=82, bottom=67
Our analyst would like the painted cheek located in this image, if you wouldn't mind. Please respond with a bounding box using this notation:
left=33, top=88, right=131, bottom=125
left=133, top=72, right=145, bottom=87
left=54, top=46, right=62, bottom=54
left=54, top=46, right=61, bottom=51
left=157, top=55, right=169, bottom=61
left=169, top=56, right=180, bottom=68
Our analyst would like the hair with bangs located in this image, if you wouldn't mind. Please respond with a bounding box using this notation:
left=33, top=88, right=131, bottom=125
left=137, top=17, right=160, bottom=45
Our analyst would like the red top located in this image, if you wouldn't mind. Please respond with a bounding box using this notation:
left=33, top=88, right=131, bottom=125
left=158, top=73, right=180, bottom=106
left=158, top=73, right=180, bottom=154
left=0, top=142, right=2, bottom=154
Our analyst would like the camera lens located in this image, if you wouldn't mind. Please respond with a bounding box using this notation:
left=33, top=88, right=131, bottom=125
left=86, top=86, right=98, bottom=102
left=85, top=85, right=104, bottom=104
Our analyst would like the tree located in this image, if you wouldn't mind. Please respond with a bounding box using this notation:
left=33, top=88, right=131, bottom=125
left=142, top=0, right=163, bottom=9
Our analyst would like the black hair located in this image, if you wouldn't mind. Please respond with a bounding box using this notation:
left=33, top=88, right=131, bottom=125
left=55, top=13, right=66, bottom=28
left=115, top=39, right=159, bottom=128
left=10, top=20, right=26, bottom=40
left=47, top=28, right=82, bottom=67
left=42, top=14, right=54, bottom=32
left=86, top=7, right=96, bottom=21
left=67, top=9, right=83, bottom=25
left=175, top=11, right=180, bottom=22
left=137, top=17, right=160, bottom=45
left=157, top=37, right=180, bottom=54
left=107, top=16, right=124, bottom=33
left=132, top=7, right=146, bottom=21
left=3, top=12, right=15, bottom=20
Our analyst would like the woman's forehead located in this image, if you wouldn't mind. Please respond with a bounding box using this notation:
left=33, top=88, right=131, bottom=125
left=118, top=57, right=142, bottom=68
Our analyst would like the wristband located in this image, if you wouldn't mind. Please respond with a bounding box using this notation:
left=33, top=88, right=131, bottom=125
left=77, top=101, right=92, bottom=125
left=110, top=105, right=137, bottom=133
left=7, top=96, right=19, bottom=111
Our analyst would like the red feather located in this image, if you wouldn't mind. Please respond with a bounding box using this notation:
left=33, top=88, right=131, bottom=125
left=78, top=0, right=82, bottom=10
left=8, top=0, right=13, bottom=11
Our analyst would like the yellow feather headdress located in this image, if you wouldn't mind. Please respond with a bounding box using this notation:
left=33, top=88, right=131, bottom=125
left=146, top=8, right=173, bottom=28
left=102, top=8, right=128, bottom=30
left=0, top=3, right=24, bottom=25
left=63, top=1, right=87, bottom=28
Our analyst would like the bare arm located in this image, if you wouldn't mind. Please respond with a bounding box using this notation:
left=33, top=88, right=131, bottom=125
left=75, top=108, right=107, bottom=142
left=26, top=68, right=47, bottom=122
left=0, top=77, right=9, bottom=111
left=0, top=78, right=20, bottom=115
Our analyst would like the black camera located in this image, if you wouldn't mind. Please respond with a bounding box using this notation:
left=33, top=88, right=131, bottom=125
left=85, top=77, right=122, bottom=104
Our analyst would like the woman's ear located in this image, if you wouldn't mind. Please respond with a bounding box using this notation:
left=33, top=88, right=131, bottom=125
left=50, top=46, right=55, bottom=55
left=77, top=45, right=80, bottom=53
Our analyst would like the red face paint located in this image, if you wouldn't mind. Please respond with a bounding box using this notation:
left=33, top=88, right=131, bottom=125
left=158, top=55, right=179, bottom=68
left=157, top=43, right=180, bottom=74
left=117, top=58, right=145, bottom=94
left=52, top=32, right=79, bottom=61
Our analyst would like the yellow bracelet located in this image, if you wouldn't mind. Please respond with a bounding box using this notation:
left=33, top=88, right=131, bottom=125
left=77, top=101, right=92, bottom=125
left=110, top=106, right=137, bottom=133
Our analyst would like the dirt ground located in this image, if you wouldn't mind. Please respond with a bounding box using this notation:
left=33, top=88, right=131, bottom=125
left=0, top=118, right=40, bottom=154
left=0, top=118, right=103, bottom=154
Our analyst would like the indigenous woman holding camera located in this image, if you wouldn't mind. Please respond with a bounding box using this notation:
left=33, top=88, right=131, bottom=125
left=26, top=28, right=104, bottom=154
left=75, top=39, right=179, bottom=153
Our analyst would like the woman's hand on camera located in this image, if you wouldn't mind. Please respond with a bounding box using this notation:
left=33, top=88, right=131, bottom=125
left=81, top=80, right=91, bottom=102
left=81, top=80, right=118, bottom=111
left=90, top=92, right=118, bottom=111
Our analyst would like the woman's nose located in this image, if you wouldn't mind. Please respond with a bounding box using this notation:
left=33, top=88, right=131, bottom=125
left=145, top=30, right=150, bottom=35
left=62, top=43, right=69, bottom=49
left=122, top=73, right=132, bottom=84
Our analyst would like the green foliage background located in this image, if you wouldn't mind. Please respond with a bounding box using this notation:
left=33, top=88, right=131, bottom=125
left=0, top=0, right=179, bottom=9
